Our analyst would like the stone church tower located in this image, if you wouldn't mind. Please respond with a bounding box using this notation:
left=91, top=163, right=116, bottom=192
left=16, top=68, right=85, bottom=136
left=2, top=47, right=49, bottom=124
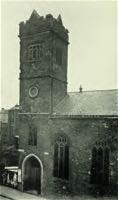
left=19, top=10, right=69, bottom=113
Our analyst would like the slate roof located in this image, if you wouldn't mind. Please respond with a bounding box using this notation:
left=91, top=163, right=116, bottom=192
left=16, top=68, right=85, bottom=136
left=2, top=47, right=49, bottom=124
left=54, top=89, right=118, bottom=116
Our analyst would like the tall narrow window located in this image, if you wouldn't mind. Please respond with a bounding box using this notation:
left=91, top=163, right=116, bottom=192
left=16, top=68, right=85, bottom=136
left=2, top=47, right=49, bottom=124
left=97, top=147, right=104, bottom=185
left=53, top=136, right=69, bottom=180
left=28, top=130, right=32, bottom=145
left=64, top=144, right=69, bottom=179
left=90, top=147, right=97, bottom=184
left=28, top=126, right=37, bottom=146
left=59, top=146, right=64, bottom=178
left=33, top=127, right=37, bottom=146
left=56, top=48, right=62, bottom=65
left=33, top=46, right=38, bottom=59
left=28, top=46, right=33, bottom=60
left=54, top=143, right=59, bottom=177
left=90, top=144, right=110, bottom=186
left=104, top=147, right=110, bottom=185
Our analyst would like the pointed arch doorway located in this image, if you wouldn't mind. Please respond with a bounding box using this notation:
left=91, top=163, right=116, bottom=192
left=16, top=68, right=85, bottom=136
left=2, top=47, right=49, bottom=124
left=22, top=154, right=43, bottom=194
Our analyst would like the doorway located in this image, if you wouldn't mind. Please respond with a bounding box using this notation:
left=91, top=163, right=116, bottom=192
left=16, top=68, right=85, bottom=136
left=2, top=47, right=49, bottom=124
left=22, top=154, right=43, bottom=194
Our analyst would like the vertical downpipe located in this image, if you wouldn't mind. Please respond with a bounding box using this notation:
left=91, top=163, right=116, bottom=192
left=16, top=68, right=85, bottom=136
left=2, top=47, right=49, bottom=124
left=50, top=34, right=55, bottom=115
left=51, top=77, right=53, bottom=114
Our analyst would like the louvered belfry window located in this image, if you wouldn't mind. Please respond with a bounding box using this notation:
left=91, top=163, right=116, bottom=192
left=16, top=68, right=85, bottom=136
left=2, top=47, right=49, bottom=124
left=90, top=144, right=110, bottom=185
left=28, top=44, right=42, bottom=60
left=53, top=136, right=69, bottom=180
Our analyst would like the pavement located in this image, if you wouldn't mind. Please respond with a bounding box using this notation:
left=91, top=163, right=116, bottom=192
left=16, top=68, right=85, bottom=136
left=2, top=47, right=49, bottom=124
left=0, top=185, right=47, bottom=200
left=0, top=185, right=118, bottom=200
left=0, top=196, right=11, bottom=200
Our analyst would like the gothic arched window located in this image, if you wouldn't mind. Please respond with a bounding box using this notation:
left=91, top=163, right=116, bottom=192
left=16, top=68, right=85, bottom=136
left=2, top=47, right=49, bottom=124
left=53, top=136, right=69, bottom=180
left=90, top=144, right=110, bottom=186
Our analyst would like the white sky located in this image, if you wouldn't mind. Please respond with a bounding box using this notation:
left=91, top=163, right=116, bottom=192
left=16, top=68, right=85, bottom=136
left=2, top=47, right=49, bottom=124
left=0, top=0, right=117, bottom=109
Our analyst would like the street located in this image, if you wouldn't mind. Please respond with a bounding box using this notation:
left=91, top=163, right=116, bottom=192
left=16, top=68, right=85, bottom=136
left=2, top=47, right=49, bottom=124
left=0, top=185, right=118, bottom=200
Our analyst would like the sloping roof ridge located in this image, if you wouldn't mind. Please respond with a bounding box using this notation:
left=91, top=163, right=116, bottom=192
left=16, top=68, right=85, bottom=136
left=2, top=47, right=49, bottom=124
left=68, top=88, right=118, bottom=94
left=53, top=94, right=69, bottom=111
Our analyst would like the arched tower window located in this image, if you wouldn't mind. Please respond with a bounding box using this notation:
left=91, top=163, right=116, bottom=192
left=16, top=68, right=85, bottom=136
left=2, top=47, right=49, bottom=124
left=53, top=136, right=69, bottom=180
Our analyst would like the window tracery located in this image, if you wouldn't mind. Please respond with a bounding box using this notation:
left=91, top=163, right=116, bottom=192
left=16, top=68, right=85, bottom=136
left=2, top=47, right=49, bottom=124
left=90, top=143, right=110, bottom=185
left=28, top=44, right=42, bottom=60
left=53, top=136, right=69, bottom=180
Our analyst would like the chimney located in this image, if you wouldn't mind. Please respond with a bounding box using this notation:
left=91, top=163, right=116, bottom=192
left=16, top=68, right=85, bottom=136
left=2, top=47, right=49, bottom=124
left=79, top=85, right=83, bottom=93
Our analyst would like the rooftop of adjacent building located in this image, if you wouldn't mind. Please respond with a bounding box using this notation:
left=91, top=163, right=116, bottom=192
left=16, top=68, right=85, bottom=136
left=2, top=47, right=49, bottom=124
left=0, top=108, right=8, bottom=123
left=0, top=105, right=20, bottom=123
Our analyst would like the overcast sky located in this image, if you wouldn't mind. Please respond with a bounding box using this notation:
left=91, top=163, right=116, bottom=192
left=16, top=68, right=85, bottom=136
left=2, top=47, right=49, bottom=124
left=1, top=0, right=117, bottom=109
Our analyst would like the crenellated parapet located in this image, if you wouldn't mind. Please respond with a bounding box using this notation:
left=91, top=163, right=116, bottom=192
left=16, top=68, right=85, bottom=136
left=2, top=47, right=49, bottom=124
left=19, top=10, right=69, bottom=43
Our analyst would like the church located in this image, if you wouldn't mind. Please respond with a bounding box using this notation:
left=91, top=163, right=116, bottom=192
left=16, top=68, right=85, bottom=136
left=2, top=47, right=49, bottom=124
left=0, top=10, right=118, bottom=196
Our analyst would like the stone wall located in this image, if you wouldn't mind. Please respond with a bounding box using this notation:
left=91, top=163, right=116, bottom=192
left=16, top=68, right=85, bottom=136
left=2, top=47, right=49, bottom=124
left=17, top=113, right=118, bottom=195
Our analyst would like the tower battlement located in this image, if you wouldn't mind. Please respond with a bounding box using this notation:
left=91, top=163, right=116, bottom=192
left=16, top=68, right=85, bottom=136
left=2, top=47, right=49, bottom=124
left=19, top=10, right=69, bottom=43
